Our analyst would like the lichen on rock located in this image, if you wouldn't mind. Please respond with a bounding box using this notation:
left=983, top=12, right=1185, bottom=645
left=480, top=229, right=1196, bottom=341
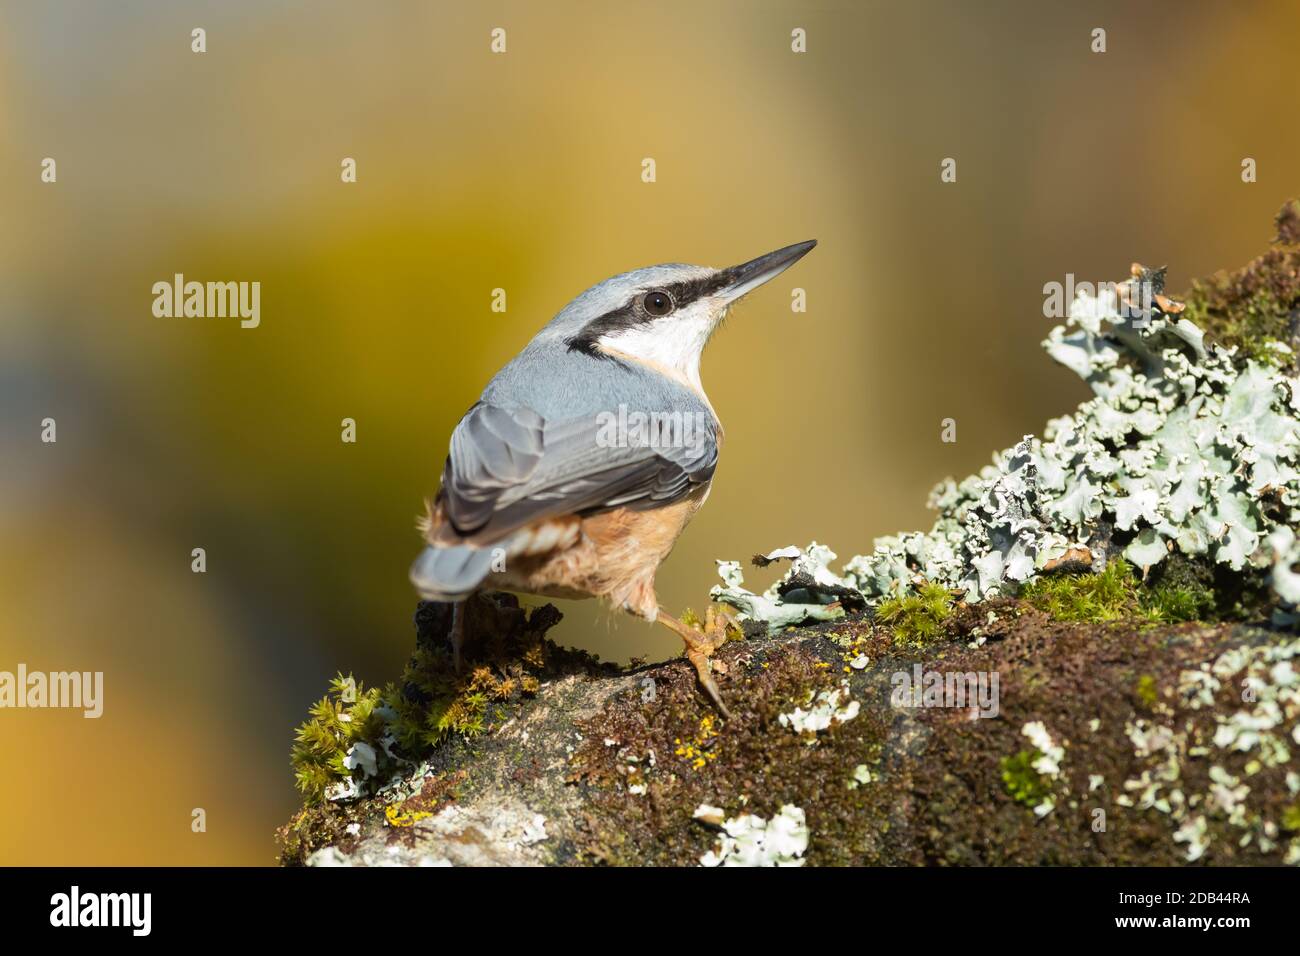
left=696, top=804, right=810, bottom=867
left=712, top=205, right=1300, bottom=626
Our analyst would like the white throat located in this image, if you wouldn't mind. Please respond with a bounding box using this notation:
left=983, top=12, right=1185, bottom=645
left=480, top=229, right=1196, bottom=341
left=596, top=307, right=718, bottom=396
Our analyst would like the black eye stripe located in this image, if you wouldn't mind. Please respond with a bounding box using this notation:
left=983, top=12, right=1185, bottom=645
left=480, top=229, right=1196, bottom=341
left=565, top=302, right=644, bottom=356
left=663, top=272, right=732, bottom=308
left=565, top=271, right=731, bottom=357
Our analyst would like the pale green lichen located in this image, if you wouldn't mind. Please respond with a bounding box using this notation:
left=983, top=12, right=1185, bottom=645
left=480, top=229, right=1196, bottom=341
left=697, top=804, right=809, bottom=867
left=711, top=551, right=847, bottom=629
left=1269, top=526, right=1300, bottom=625
left=848, top=764, right=873, bottom=789
left=713, top=273, right=1300, bottom=627
left=1117, top=635, right=1300, bottom=862
left=1001, top=721, right=1067, bottom=817
left=778, top=682, right=860, bottom=740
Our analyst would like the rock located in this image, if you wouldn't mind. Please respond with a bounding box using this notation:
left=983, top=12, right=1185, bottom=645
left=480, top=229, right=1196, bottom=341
left=279, top=601, right=1300, bottom=866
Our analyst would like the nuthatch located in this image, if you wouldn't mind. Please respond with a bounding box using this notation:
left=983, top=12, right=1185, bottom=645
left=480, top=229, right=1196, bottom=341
left=412, top=240, right=817, bottom=716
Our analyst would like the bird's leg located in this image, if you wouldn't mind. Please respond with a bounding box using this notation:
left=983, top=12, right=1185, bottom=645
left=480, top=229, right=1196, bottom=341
left=657, top=605, right=739, bottom=719
left=450, top=600, right=466, bottom=673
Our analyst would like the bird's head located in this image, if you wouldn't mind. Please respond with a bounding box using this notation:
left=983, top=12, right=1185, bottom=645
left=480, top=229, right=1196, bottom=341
left=552, top=240, right=817, bottom=392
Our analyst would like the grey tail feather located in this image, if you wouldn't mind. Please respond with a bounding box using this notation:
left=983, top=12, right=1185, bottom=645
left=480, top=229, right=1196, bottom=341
left=409, top=545, right=498, bottom=602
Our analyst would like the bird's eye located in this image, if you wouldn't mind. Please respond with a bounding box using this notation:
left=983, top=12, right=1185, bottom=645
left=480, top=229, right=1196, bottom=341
left=641, top=289, right=674, bottom=317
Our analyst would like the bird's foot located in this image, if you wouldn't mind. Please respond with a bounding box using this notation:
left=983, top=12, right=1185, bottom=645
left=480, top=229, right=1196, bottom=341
left=450, top=600, right=466, bottom=673
left=662, top=605, right=740, bottom=719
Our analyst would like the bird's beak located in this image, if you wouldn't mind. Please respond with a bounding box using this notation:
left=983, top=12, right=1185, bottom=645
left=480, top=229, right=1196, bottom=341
left=717, top=239, right=817, bottom=303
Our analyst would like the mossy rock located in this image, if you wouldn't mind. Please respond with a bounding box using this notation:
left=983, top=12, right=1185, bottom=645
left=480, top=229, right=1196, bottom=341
left=278, top=598, right=1300, bottom=866
left=278, top=202, right=1300, bottom=867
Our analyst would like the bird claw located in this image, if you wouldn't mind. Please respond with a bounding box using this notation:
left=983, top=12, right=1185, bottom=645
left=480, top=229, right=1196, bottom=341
left=672, top=605, right=740, bottom=719
left=685, top=649, right=732, bottom=719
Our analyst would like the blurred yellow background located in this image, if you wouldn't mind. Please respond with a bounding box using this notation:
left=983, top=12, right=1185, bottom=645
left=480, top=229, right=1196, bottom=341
left=1, top=0, right=1297, bottom=864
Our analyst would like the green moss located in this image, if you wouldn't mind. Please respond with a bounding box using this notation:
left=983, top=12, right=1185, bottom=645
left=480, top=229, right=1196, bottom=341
left=290, top=673, right=390, bottom=804
left=1182, top=293, right=1293, bottom=367
left=384, top=650, right=526, bottom=753
left=1180, top=199, right=1300, bottom=369
left=1135, top=674, right=1158, bottom=709
left=1000, top=750, right=1052, bottom=809
left=1141, top=554, right=1273, bottom=624
left=875, top=583, right=955, bottom=648
left=1021, top=561, right=1139, bottom=622
left=1138, top=581, right=1216, bottom=623
left=289, top=594, right=595, bottom=806
left=1019, top=560, right=1220, bottom=626
left=1282, top=804, right=1300, bottom=833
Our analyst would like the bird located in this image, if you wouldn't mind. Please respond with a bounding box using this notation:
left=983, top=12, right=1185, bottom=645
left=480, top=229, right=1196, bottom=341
left=411, top=240, right=817, bottom=716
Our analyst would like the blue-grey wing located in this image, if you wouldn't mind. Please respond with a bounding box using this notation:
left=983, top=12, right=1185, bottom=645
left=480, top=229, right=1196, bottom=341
left=439, top=401, right=718, bottom=543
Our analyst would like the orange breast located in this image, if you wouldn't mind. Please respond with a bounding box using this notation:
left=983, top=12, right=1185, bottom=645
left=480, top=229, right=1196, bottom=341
left=491, top=484, right=711, bottom=619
